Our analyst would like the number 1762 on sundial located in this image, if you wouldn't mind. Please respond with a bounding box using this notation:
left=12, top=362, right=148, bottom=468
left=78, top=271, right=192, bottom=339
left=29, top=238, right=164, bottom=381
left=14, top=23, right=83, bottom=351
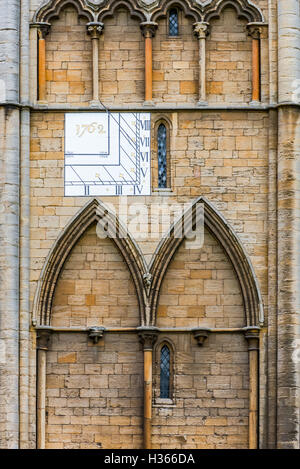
left=64, top=112, right=151, bottom=196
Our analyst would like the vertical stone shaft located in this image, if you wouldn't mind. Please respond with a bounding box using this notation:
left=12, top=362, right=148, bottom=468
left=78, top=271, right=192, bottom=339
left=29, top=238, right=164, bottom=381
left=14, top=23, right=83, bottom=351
left=144, top=349, right=152, bottom=449
left=87, top=22, right=104, bottom=106
left=0, top=0, right=20, bottom=449
left=193, top=22, right=209, bottom=105
left=247, top=25, right=261, bottom=103
left=277, top=0, right=300, bottom=449
left=19, top=0, right=30, bottom=447
left=36, top=23, right=50, bottom=103
left=138, top=328, right=158, bottom=449
left=245, top=329, right=260, bottom=449
left=252, top=38, right=260, bottom=102
left=38, top=35, right=46, bottom=101
left=140, top=22, right=157, bottom=104
left=145, top=37, right=153, bottom=102
left=36, top=331, right=51, bottom=450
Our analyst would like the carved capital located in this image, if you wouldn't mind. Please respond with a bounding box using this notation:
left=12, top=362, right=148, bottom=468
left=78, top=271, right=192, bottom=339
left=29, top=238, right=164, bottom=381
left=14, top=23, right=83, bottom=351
left=37, top=330, right=51, bottom=351
left=243, top=327, right=260, bottom=351
left=88, top=326, right=105, bottom=344
left=143, top=272, right=152, bottom=289
left=140, top=21, right=158, bottom=39
left=137, top=327, right=159, bottom=350
left=35, top=22, right=51, bottom=39
left=193, top=22, right=210, bottom=40
left=192, top=328, right=210, bottom=346
left=247, top=23, right=262, bottom=40
left=87, top=22, right=104, bottom=39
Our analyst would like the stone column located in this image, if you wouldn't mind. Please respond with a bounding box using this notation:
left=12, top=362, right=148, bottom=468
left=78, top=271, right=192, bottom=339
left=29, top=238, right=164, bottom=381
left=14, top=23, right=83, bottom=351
left=87, top=22, right=104, bottom=107
left=138, top=327, right=158, bottom=449
left=36, top=23, right=50, bottom=103
left=193, top=22, right=209, bottom=106
left=247, top=24, right=262, bottom=104
left=277, top=0, right=300, bottom=450
left=140, top=22, right=158, bottom=105
left=244, top=328, right=260, bottom=449
left=19, top=0, right=31, bottom=448
left=0, top=0, right=20, bottom=449
left=37, top=330, right=51, bottom=449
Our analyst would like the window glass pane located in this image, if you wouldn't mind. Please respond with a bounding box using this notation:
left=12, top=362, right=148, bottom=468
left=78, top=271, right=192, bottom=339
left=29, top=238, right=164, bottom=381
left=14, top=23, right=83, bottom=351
left=158, top=124, right=167, bottom=188
left=160, top=345, right=170, bottom=398
left=169, top=9, right=179, bottom=36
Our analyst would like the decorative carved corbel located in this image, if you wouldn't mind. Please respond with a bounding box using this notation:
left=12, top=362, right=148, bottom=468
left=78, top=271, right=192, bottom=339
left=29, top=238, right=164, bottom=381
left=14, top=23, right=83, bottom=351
left=88, top=326, right=106, bottom=344
left=87, top=21, right=104, bottom=38
left=193, top=21, right=210, bottom=40
left=37, top=329, right=52, bottom=351
left=192, top=327, right=210, bottom=346
left=143, top=272, right=152, bottom=289
left=140, top=21, right=158, bottom=38
left=36, top=22, right=51, bottom=39
left=137, top=326, right=159, bottom=350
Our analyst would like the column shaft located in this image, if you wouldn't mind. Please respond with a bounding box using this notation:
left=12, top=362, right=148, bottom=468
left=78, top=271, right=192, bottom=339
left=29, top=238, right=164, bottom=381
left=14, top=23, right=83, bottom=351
left=36, top=331, right=51, bottom=449
left=252, top=37, right=260, bottom=102
left=138, top=327, right=158, bottom=449
left=87, top=22, right=104, bottom=106
left=144, top=349, right=153, bottom=449
left=244, top=329, right=260, bottom=449
left=140, top=22, right=157, bottom=104
left=193, top=22, right=209, bottom=105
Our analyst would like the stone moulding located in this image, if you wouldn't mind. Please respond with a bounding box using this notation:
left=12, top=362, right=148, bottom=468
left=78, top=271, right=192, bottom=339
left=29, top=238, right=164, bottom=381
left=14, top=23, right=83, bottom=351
left=202, top=0, right=264, bottom=22
left=148, top=196, right=264, bottom=328
left=32, top=0, right=264, bottom=24
left=98, top=0, right=147, bottom=21
left=33, top=196, right=264, bottom=330
left=32, top=198, right=148, bottom=327
left=33, top=0, right=96, bottom=22
left=151, top=0, right=202, bottom=22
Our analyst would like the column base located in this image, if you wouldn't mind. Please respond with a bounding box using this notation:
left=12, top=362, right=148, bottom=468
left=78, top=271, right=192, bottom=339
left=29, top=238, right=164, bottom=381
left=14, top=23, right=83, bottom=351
left=143, top=100, right=155, bottom=107
left=89, top=100, right=103, bottom=109
left=37, top=100, right=48, bottom=108
left=197, top=100, right=208, bottom=107
left=250, top=100, right=261, bottom=106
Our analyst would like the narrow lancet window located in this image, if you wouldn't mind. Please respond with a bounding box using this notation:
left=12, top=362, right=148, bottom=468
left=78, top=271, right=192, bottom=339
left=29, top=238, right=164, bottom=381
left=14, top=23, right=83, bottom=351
left=169, top=9, right=179, bottom=36
left=158, top=123, right=167, bottom=188
left=160, top=344, right=171, bottom=398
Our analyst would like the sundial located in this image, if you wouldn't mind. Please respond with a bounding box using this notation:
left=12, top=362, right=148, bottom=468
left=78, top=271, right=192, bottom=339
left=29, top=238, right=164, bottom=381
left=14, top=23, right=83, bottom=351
left=64, top=112, right=151, bottom=196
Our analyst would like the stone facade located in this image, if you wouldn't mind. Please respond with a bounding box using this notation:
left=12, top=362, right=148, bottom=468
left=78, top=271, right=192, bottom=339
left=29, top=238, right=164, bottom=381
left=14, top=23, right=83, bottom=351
left=0, top=0, right=300, bottom=450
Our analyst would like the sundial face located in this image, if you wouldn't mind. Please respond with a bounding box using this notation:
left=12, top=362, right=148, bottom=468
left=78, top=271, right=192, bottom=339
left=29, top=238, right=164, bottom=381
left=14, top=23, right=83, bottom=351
left=64, top=112, right=151, bottom=196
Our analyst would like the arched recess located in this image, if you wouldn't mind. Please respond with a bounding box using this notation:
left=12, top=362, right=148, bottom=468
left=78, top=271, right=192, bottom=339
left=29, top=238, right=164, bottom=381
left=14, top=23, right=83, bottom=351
left=151, top=0, right=202, bottom=23
left=148, top=196, right=264, bottom=327
left=152, top=116, right=172, bottom=189
left=98, top=0, right=147, bottom=22
left=33, top=0, right=95, bottom=23
left=203, top=0, right=264, bottom=23
left=33, top=198, right=148, bottom=326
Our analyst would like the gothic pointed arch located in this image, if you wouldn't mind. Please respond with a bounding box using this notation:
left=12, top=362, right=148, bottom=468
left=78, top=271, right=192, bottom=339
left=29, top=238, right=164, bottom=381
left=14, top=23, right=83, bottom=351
left=33, top=198, right=148, bottom=326
left=148, top=196, right=264, bottom=327
left=33, top=0, right=96, bottom=23
left=203, top=0, right=264, bottom=23
left=150, top=0, right=202, bottom=23
left=98, top=0, right=147, bottom=22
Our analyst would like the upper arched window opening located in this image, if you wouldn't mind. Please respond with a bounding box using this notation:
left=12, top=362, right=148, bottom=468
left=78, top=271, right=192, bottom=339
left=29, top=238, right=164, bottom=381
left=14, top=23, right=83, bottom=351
left=168, top=8, right=179, bottom=36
